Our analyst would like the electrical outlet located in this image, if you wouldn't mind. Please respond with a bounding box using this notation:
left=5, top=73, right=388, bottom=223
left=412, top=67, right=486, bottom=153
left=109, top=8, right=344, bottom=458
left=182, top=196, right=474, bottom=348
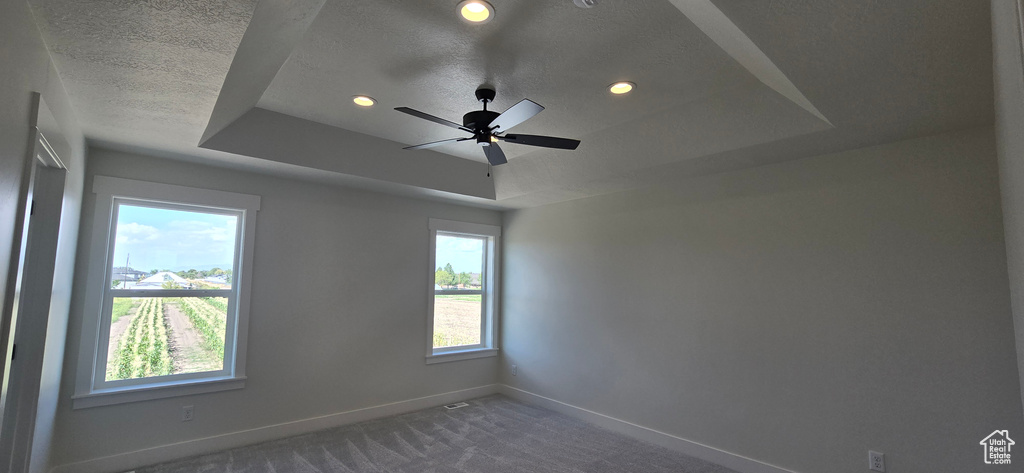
left=511, top=364, right=517, bottom=376
left=182, top=405, right=194, bottom=422
left=869, top=451, right=885, bottom=472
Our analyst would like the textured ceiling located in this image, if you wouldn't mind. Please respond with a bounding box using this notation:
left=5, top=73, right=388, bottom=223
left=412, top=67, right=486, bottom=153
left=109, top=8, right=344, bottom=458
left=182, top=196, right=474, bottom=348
left=28, top=0, right=994, bottom=209
left=29, top=0, right=258, bottom=150
left=710, top=0, right=993, bottom=134
left=258, top=0, right=754, bottom=163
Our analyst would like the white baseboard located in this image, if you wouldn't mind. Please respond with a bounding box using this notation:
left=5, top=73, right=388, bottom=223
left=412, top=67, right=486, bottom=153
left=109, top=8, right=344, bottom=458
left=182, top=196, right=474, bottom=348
left=499, top=385, right=798, bottom=473
left=50, top=384, right=499, bottom=473
left=52, top=383, right=794, bottom=473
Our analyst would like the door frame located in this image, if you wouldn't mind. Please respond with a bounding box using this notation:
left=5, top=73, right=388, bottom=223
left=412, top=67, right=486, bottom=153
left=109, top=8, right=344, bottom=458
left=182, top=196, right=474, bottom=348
left=0, top=93, right=69, bottom=472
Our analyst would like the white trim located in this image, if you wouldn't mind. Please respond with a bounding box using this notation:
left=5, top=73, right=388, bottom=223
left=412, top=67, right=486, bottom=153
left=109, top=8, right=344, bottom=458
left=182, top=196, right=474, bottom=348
left=425, top=348, right=498, bottom=364
left=426, top=219, right=500, bottom=358
left=71, top=377, right=246, bottom=409
left=499, top=385, right=801, bottom=473
left=49, top=384, right=799, bottom=473
left=73, top=176, right=260, bottom=406
left=49, top=384, right=500, bottom=473
left=33, top=130, right=65, bottom=169
left=93, top=176, right=261, bottom=211
left=428, top=218, right=500, bottom=236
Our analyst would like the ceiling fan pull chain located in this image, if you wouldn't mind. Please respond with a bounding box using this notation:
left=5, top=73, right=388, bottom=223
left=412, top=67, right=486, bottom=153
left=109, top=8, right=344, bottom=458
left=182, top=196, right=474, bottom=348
left=487, top=163, right=491, bottom=177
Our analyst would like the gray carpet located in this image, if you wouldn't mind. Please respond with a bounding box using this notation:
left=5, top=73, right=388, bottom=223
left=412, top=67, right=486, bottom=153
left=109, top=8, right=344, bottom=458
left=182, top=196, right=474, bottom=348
left=135, top=395, right=739, bottom=473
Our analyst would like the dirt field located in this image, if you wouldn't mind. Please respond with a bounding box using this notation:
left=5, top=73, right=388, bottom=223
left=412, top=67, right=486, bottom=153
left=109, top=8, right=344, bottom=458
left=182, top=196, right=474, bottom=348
left=433, top=298, right=482, bottom=347
left=106, top=298, right=222, bottom=378
left=106, top=314, right=132, bottom=368
left=163, top=301, right=223, bottom=374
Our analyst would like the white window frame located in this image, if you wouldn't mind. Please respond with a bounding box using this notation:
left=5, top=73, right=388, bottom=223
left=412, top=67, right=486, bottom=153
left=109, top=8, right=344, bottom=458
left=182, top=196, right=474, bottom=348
left=72, top=176, right=259, bottom=408
left=426, top=218, right=499, bottom=364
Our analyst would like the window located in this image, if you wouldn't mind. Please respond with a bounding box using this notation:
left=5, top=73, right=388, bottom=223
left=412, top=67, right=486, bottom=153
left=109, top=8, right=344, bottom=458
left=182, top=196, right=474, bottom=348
left=73, top=177, right=259, bottom=408
left=426, top=219, right=499, bottom=363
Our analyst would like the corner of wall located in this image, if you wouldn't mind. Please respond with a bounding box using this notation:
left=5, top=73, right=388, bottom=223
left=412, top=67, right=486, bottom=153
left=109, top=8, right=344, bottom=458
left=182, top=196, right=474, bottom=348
left=992, top=0, right=1024, bottom=420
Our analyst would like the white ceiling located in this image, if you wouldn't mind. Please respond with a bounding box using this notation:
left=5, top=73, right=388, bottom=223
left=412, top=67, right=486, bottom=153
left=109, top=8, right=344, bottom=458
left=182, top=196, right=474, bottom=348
left=259, top=0, right=754, bottom=163
left=28, top=0, right=993, bottom=209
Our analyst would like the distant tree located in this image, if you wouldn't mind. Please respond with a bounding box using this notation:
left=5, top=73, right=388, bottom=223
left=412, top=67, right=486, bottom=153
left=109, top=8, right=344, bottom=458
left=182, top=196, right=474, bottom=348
left=161, top=280, right=182, bottom=289
left=458, top=272, right=471, bottom=287
left=446, top=264, right=460, bottom=287
left=435, top=267, right=454, bottom=287
left=150, top=269, right=159, bottom=275
left=111, top=279, right=122, bottom=288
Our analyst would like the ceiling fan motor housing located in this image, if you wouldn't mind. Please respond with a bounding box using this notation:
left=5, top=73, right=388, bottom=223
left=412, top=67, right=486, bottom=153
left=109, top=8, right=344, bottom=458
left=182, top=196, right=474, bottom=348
left=463, top=110, right=500, bottom=131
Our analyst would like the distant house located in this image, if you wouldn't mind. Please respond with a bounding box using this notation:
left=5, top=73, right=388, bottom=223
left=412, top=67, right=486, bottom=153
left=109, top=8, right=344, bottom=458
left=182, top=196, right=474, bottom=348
left=204, top=275, right=229, bottom=284
left=110, top=266, right=147, bottom=282
left=133, top=271, right=192, bottom=290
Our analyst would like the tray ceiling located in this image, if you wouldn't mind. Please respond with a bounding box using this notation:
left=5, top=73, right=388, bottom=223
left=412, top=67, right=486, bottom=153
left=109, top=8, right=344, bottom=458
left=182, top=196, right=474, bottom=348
left=29, top=0, right=993, bottom=208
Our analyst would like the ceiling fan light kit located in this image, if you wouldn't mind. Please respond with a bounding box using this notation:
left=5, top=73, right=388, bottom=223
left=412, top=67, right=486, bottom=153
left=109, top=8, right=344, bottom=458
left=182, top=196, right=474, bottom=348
left=395, top=87, right=581, bottom=166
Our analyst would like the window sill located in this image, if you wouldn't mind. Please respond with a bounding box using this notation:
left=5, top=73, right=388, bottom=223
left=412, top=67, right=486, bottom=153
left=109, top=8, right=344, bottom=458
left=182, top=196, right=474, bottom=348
left=426, top=348, right=498, bottom=364
left=72, top=376, right=246, bottom=409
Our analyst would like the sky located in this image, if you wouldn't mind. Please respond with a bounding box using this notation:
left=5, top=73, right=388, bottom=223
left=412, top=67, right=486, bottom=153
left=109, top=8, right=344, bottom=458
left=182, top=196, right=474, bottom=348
left=436, top=234, right=483, bottom=274
left=112, top=204, right=237, bottom=272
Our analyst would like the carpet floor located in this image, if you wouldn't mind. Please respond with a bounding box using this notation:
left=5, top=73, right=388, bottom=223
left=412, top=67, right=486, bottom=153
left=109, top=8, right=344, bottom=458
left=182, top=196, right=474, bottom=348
left=135, top=394, right=739, bottom=473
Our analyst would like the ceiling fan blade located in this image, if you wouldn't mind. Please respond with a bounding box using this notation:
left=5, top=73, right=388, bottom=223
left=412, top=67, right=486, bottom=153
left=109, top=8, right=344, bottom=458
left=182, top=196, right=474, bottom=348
left=487, top=99, right=544, bottom=132
left=403, top=137, right=471, bottom=150
left=482, top=143, right=508, bottom=166
left=500, top=134, right=581, bottom=150
left=395, top=107, right=470, bottom=132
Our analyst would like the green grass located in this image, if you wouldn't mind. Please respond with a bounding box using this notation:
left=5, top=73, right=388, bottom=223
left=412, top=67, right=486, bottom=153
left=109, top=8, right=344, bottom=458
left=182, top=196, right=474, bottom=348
left=111, top=298, right=135, bottom=323
left=433, top=331, right=479, bottom=348
left=434, top=294, right=482, bottom=302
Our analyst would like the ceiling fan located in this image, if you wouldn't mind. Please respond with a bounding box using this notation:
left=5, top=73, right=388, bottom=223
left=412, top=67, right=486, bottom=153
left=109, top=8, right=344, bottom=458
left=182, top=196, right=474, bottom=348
left=395, top=87, right=581, bottom=166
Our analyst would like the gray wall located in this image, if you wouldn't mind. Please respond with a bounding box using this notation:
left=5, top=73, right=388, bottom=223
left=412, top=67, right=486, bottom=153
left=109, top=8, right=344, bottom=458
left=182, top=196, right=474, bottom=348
left=51, top=148, right=500, bottom=466
left=501, top=128, right=1023, bottom=473
left=992, top=0, right=1024, bottom=417
left=0, top=1, right=86, bottom=472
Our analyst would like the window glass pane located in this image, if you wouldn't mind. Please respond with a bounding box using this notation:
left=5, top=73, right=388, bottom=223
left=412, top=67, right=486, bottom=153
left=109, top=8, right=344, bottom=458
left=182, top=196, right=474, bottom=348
left=111, top=204, right=237, bottom=290
left=434, top=234, right=484, bottom=290
left=106, top=297, right=228, bottom=381
left=433, top=294, right=482, bottom=348
left=433, top=234, right=485, bottom=348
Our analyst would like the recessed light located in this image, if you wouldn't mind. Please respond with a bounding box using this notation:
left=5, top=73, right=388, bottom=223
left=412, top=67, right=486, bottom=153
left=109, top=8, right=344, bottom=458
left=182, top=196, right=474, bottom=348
left=352, top=96, right=376, bottom=107
left=609, top=82, right=635, bottom=95
left=458, top=0, right=494, bottom=23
